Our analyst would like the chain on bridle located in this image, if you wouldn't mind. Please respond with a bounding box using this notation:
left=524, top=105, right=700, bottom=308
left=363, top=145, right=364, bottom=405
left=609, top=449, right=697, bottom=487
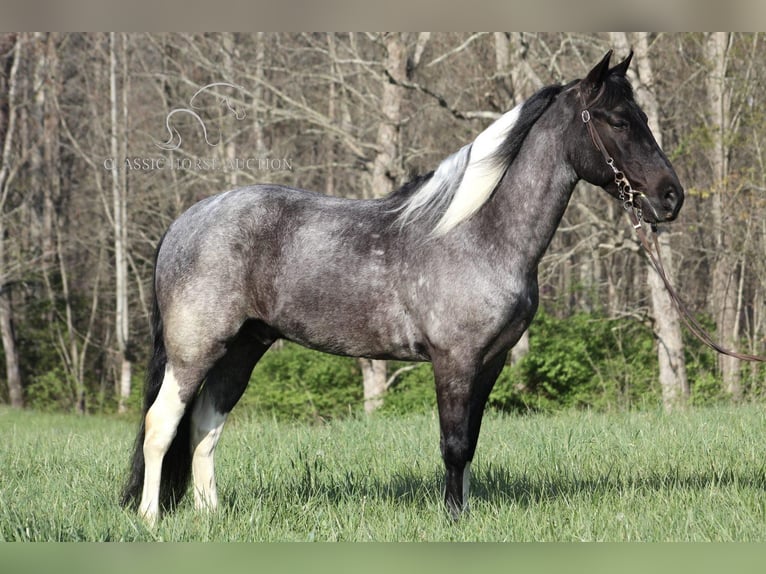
left=579, top=86, right=765, bottom=364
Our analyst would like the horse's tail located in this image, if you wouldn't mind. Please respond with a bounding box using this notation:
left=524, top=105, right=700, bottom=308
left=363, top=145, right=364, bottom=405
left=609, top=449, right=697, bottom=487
left=121, top=234, right=194, bottom=510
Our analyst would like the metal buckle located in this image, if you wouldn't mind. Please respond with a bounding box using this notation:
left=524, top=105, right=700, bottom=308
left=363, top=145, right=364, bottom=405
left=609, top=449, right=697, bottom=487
left=581, top=110, right=591, bottom=123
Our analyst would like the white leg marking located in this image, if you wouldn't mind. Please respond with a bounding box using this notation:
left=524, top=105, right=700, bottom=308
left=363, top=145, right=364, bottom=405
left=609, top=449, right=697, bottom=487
left=462, top=461, right=472, bottom=512
left=191, top=389, right=227, bottom=512
left=139, top=365, right=188, bottom=526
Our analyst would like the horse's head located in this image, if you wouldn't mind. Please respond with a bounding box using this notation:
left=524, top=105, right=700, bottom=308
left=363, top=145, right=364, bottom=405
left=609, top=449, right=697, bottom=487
left=567, top=50, right=684, bottom=223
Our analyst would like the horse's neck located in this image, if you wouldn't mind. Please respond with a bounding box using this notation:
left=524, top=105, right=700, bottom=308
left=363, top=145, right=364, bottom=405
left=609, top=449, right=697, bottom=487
left=476, top=133, right=579, bottom=269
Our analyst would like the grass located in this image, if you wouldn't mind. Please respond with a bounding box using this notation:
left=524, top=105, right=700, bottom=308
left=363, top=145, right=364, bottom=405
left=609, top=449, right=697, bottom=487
left=0, top=404, right=765, bottom=541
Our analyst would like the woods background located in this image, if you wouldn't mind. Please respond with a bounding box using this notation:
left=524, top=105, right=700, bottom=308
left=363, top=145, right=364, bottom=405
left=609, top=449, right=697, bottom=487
left=0, top=32, right=764, bottom=417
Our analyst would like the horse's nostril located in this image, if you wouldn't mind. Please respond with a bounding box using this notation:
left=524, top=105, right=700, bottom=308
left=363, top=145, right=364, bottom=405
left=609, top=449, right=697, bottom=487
left=663, top=184, right=679, bottom=208
left=660, top=181, right=684, bottom=219
left=664, top=187, right=675, bottom=202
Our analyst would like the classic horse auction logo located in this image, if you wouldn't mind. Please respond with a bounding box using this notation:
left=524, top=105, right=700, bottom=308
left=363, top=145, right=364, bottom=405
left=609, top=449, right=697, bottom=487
left=156, top=82, right=247, bottom=151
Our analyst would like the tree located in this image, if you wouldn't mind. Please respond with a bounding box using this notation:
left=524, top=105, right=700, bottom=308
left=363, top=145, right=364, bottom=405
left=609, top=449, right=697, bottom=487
left=704, top=32, right=742, bottom=399
left=494, top=32, right=543, bottom=365
left=31, top=32, right=93, bottom=411
left=0, top=33, right=762, bottom=414
left=610, top=32, right=689, bottom=411
left=360, top=32, right=428, bottom=413
left=110, top=32, right=132, bottom=413
left=0, top=33, right=23, bottom=408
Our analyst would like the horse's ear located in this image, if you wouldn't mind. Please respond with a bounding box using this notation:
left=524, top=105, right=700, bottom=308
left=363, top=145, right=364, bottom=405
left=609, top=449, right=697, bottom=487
left=609, top=50, right=633, bottom=77
left=583, top=50, right=613, bottom=95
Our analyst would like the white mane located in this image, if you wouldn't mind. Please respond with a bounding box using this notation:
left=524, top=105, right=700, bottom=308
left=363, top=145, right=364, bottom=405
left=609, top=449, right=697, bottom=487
left=397, top=103, right=522, bottom=236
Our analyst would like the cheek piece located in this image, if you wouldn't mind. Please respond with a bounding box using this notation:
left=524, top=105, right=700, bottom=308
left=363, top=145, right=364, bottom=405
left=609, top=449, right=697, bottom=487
left=580, top=108, right=645, bottom=229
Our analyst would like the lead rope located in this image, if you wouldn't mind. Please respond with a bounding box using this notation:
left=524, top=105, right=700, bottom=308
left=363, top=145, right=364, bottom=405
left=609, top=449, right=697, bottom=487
left=580, top=92, right=766, bottom=363
left=629, top=210, right=765, bottom=363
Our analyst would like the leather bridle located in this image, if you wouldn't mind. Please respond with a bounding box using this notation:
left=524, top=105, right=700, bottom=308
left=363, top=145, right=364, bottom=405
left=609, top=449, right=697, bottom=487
left=579, top=86, right=765, bottom=364
left=580, top=87, right=646, bottom=226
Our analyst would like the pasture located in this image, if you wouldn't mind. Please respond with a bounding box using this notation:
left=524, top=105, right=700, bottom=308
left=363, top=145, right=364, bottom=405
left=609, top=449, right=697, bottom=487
left=1, top=404, right=765, bottom=542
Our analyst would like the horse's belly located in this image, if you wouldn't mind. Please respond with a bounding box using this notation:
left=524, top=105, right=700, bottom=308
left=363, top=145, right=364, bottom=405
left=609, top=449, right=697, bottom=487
left=278, top=321, right=428, bottom=362
left=267, top=283, right=427, bottom=361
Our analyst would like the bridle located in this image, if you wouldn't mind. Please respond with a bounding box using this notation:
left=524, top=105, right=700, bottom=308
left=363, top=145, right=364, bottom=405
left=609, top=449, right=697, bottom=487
left=579, top=85, right=765, bottom=364
left=579, top=87, right=646, bottom=226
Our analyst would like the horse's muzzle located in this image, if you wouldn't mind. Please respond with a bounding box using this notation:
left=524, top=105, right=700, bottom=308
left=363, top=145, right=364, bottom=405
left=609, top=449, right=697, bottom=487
left=644, top=176, right=684, bottom=223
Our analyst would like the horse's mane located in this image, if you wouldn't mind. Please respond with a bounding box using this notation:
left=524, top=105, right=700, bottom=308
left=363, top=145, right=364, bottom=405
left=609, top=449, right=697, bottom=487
left=392, top=84, right=565, bottom=236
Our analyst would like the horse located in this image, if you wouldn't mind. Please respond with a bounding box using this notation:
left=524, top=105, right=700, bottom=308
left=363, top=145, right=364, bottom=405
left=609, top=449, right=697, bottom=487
left=121, top=50, right=684, bottom=525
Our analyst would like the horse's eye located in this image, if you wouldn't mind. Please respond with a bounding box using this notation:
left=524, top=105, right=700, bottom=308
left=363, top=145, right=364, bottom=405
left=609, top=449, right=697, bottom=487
left=610, top=119, right=630, bottom=131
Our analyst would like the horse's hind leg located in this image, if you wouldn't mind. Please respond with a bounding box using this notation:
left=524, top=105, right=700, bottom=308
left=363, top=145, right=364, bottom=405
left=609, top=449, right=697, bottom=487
left=140, top=363, right=204, bottom=525
left=191, top=325, right=271, bottom=512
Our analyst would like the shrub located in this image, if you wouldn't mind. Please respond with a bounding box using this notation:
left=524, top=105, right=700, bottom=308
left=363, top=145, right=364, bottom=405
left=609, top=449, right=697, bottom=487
left=26, top=368, right=78, bottom=412
left=234, top=312, right=662, bottom=419
left=378, top=362, right=437, bottom=416
left=119, top=311, right=757, bottom=421
left=239, top=342, right=363, bottom=422
left=489, top=310, right=659, bottom=413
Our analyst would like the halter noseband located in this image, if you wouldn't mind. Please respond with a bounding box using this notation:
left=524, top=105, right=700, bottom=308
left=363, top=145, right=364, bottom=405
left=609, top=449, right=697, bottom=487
left=579, top=87, right=644, bottom=228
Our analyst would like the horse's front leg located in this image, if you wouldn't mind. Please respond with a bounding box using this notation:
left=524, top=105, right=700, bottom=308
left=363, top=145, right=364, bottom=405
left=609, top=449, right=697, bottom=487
left=433, top=352, right=507, bottom=519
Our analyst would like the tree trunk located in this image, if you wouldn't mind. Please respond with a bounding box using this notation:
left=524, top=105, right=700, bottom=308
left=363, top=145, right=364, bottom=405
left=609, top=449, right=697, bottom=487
left=253, top=32, right=267, bottom=158
left=222, top=33, right=238, bottom=188
left=29, top=33, right=57, bottom=285
left=705, top=32, right=741, bottom=399
left=611, top=32, right=689, bottom=411
left=368, top=33, right=408, bottom=199
left=358, top=33, right=413, bottom=413
left=496, top=31, right=539, bottom=364
left=0, top=33, right=23, bottom=408
left=325, top=34, right=338, bottom=197
left=34, top=33, right=86, bottom=408
left=0, top=280, right=23, bottom=408
left=647, top=230, right=690, bottom=410
left=110, top=33, right=131, bottom=413
left=360, top=357, right=387, bottom=414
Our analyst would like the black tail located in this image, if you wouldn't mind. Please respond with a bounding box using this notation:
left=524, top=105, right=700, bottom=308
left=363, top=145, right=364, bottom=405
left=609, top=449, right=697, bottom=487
left=120, top=235, right=194, bottom=511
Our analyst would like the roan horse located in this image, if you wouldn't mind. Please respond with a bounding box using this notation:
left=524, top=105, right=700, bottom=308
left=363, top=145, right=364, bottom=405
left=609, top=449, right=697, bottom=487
left=122, top=51, right=684, bottom=524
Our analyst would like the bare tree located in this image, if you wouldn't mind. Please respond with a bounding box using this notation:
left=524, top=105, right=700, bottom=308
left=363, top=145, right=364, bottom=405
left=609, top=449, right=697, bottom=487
left=360, top=32, right=420, bottom=413
left=703, top=32, right=744, bottom=399
left=494, top=32, right=541, bottom=364
left=30, top=33, right=91, bottom=410
left=1, top=33, right=762, bottom=413
left=610, top=32, right=689, bottom=411
left=110, top=32, right=132, bottom=413
left=0, top=33, right=23, bottom=408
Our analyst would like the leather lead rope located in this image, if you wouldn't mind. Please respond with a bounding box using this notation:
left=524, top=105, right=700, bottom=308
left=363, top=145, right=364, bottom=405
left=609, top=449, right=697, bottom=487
left=580, top=88, right=766, bottom=363
left=628, top=210, right=765, bottom=363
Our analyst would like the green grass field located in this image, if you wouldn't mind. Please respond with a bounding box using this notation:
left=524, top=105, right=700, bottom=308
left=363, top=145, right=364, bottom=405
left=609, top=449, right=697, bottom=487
left=1, top=404, right=765, bottom=541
